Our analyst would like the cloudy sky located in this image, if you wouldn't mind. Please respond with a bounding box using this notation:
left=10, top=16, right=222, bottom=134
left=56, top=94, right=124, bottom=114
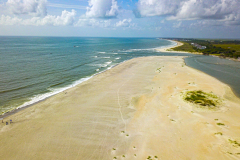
left=0, top=0, right=240, bottom=38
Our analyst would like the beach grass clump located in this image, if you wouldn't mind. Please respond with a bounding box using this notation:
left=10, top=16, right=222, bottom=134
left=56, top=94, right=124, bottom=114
left=214, top=132, right=223, bottom=135
left=229, top=139, right=240, bottom=147
left=183, top=90, right=220, bottom=109
left=156, top=68, right=161, bottom=73
left=217, top=123, right=225, bottom=126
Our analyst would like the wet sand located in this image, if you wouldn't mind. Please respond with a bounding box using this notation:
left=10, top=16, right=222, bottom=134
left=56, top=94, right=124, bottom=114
left=1, top=56, right=240, bottom=160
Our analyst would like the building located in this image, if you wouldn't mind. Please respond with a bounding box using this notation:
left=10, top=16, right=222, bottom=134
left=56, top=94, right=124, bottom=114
left=191, top=43, right=207, bottom=49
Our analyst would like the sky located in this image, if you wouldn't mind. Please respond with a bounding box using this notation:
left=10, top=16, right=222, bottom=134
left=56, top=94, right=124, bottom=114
left=0, top=0, right=240, bottom=38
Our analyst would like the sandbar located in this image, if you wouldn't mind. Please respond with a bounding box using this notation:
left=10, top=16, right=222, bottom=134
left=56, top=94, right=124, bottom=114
left=0, top=56, right=240, bottom=159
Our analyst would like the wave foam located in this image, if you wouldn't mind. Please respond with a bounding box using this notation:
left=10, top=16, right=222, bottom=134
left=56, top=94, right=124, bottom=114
left=155, top=40, right=177, bottom=50
left=123, top=48, right=154, bottom=52
left=16, top=77, right=92, bottom=110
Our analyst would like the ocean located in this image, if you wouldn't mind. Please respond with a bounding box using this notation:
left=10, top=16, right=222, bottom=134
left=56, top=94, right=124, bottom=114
left=0, top=37, right=239, bottom=115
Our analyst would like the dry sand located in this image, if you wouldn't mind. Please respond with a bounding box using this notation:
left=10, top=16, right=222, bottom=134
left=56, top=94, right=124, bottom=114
left=1, top=56, right=240, bottom=160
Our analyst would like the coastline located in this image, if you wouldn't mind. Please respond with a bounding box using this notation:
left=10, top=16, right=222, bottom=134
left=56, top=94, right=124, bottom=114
left=156, top=40, right=185, bottom=52
left=0, top=39, right=203, bottom=118
left=159, top=40, right=240, bottom=62
left=0, top=39, right=187, bottom=118
left=0, top=61, right=123, bottom=118
left=1, top=56, right=240, bottom=159
left=156, top=39, right=203, bottom=54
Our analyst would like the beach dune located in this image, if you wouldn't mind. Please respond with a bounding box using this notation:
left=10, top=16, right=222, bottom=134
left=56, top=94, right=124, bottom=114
left=1, top=56, right=240, bottom=160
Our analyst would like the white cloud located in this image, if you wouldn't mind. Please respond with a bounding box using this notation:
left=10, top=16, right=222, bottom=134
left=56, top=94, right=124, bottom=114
left=115, top=19, right=132, bottom=27
left=6, top=0, right=47, bottom=16
left=47, top=2, right=86, bottom=10
left=136, top=0, right=181, bottom=17
left=169, top=0, right=240, bottom=21
left=136, top=0, right=240, bottom=25
left=0, top=15, right=22, bottom=25
left=75, top=18, right=112, bottom=28
left=86, top=0, right=119, bottom=18
left=173, top=21, right=182, bottom=28
left=0, top=9, right=77, bottom=26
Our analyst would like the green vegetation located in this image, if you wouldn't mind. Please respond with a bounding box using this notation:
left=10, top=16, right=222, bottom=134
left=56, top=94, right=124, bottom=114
left=171, top=42, right=196, bottom=52
left=112, top=148, right=116, bottom=150
left=167, top=38, right=240, bottom=59
left=156, top=66, right=164, bottom=73
left=214, top=119, right=218, bottom=121
left=113, top=157, right=117, bottom=159
left=214, top=132, right=223, bottom=135
left=229, top=139, right=240, bottom=147
left=183, top=90, right=220, bottom=108
left=217, top=123, right=225, bottom=126
left=213, top=44, right=240, bottom=52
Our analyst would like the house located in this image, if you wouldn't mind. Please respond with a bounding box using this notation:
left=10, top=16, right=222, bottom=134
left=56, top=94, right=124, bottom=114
left=191, top=43, right=207, bottom=49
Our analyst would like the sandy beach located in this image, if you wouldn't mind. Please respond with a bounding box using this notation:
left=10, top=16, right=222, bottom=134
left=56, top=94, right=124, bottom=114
left=1, top=56, right=240, bottom=159
left=156, top=40, right=202, bottom=54
left=155, top=40, right=185, bottom=53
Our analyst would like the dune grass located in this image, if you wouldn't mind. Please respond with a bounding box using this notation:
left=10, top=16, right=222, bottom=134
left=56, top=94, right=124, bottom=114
left=170, top=42, right=196, bottom=52
left=183, top=90, right=220, bottom=108
left=229, top=139, right=240, bottom=147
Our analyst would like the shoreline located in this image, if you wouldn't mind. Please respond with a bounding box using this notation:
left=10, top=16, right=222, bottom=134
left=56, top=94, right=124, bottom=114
left=156, top=39, right=203, bottom=54
left=156, top=40, right=186, bottom=52
left=0, top=39, right=200, bottom=118
left=1, top=39, right=238, bottom=118
left=1, top=56, right=240, bottom=159
left=0, top=61, right=125, bottom=118
left=159, top=39, right=240, bottom=62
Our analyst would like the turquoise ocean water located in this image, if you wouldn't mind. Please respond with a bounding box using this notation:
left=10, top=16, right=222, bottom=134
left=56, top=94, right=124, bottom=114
left=0, top=37, right=239, bottom=115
